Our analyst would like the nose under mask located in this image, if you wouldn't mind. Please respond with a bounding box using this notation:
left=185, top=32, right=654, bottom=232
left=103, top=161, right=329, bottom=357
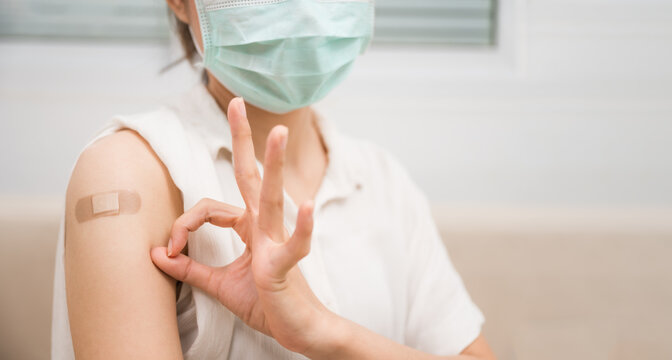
left=192, top=0, right=375, bottom=114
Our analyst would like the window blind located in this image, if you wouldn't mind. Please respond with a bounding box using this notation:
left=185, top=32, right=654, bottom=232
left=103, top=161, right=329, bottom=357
left=374, top=0, right=496, bottom=45
left=0, top=0, right=496, bottom=46
left=0, top=0, right=169, bottom=40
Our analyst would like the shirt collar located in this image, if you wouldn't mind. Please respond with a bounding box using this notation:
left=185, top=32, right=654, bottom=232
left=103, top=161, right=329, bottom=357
left=180, top=84, right=363, bottom=204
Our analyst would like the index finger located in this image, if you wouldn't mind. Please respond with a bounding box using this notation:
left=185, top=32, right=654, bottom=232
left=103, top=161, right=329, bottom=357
left=168, top=198, right=243, bottom=257
left=228, top=97, right=261, bottom=211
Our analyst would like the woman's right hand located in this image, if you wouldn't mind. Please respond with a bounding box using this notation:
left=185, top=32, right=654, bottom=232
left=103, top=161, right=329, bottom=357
left=149, top=98, right=335, bottom=355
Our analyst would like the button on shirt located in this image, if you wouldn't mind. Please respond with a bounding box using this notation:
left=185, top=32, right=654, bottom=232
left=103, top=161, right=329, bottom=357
left=174, top=85, right=485, bottom=358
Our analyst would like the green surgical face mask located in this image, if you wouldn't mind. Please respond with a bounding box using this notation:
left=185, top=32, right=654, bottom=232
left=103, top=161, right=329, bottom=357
left=194, top=0, right=374, bottom=114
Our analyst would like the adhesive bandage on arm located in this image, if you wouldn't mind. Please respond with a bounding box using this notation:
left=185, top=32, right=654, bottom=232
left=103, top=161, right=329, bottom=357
left=75, top=190, right=141, bottom=223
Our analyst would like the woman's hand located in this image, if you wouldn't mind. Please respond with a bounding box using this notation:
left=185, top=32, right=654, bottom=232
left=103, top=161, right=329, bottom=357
left=150, top=97, right=332, bottom=354
left=150, top=97, right=497, bottom=360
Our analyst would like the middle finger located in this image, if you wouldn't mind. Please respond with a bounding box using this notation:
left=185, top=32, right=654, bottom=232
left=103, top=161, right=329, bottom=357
left=258, top=125, right=288, bottom=240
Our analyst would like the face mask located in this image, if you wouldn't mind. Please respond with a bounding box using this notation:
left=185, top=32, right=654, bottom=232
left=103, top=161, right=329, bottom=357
left=193, top=0, right=374, bottom=114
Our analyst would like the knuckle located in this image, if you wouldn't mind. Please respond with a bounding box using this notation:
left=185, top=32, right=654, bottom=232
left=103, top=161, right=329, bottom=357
left=232, top=127, right=252, bottom=140
left=268, top=151, right=285, bottom=168
left=272, top=158, right=285, bottom=170
left=181, top=257, right=194, bottom=282
left=173, top=217, right=188, bottom=233
left=247, top=207, right=259, bottom=217
left=299, top=242, right=310, bottom=258
left=260, top=197, right=283, bottom=211
left=236, top=169, right=259, bottom=183
left=205, top=268, right=216, bottom=294
left=197, top=197, right=214, bottom=208
left=175, top=214, right=196, bottom=232
left=290, top=237, right=310, bottom=260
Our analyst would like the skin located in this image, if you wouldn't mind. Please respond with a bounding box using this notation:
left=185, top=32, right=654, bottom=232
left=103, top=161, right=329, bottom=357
left=65, top=130, right=184, bottom=358
left=63, top=0, right=496, bottom=358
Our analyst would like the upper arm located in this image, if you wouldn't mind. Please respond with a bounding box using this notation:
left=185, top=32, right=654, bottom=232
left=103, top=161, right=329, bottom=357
left=65, top=129, right=184, bottom=359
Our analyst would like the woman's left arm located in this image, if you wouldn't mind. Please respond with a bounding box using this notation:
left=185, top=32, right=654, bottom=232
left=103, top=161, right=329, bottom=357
left=304, top=313, right=495, bottom=359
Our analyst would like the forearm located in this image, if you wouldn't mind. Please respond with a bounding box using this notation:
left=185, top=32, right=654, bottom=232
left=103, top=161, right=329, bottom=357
left=303, top=312, right=492, bottom=360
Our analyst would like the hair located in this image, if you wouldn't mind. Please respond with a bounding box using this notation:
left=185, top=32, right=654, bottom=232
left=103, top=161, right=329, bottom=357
left=163, top=12, right=207, bottom=82
left=172, top=13, right=198, bottom=64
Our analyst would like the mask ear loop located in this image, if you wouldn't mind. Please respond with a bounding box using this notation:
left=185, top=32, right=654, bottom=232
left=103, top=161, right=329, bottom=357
left=189, top=25, right=205, bottom=70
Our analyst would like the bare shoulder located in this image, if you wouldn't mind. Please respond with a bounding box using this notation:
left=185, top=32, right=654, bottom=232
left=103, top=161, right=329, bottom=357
left=66, top=129, right=182, bottom=235
left=68, top=129, right=178, bottom=200
left=64, top=129, right=184, bottom=358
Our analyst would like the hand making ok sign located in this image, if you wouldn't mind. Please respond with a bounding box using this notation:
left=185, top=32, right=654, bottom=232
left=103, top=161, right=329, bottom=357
left=150, top=97, right=333, bottom=355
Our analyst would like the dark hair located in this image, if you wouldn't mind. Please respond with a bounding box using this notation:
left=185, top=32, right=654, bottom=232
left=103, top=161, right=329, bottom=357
left=172, top=13, right=198, bottom=63
left=163, top=11, right=207, bottom=83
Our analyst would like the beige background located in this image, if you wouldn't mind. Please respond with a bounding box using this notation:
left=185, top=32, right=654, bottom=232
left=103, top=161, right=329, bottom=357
left=1, top=199, right=671, bottom=359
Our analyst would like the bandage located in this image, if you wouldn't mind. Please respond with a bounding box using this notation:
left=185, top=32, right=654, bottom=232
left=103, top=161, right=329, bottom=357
left=75, top=190, right=141, bottom=223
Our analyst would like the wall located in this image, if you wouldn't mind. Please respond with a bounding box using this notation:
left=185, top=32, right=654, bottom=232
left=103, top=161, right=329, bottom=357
left=1, top=0, right=671, bottom=209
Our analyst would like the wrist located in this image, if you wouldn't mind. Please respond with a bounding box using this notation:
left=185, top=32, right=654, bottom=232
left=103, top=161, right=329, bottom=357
left=302, top=308, right=352, bottom=359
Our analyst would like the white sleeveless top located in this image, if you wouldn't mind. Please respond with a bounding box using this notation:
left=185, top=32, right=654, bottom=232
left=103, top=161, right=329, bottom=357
left=52, top=84, right=484, bottom=359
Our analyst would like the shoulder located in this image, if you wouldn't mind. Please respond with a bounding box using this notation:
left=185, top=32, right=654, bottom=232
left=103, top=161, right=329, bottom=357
left=75, top=129, right=156, bottom=172
left=66, top=129, right=182, bottom=242
left=68, top=129, right=178, bottom=200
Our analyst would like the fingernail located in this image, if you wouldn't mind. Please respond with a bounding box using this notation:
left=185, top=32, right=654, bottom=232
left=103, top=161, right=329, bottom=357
left=237, top=97, right=247, bottom=118
left=167, top=237, right=173, bottom=257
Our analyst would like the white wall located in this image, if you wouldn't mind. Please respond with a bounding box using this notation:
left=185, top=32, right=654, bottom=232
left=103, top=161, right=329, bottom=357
left=1, top=0, right=671, bottom=208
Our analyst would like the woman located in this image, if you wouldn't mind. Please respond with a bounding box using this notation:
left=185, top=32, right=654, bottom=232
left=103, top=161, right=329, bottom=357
left=52, top=0, right=496, bottom=358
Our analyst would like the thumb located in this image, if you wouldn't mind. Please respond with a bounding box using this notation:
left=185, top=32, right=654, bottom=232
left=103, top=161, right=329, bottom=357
left=150, top=247, right=219, bottom=299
